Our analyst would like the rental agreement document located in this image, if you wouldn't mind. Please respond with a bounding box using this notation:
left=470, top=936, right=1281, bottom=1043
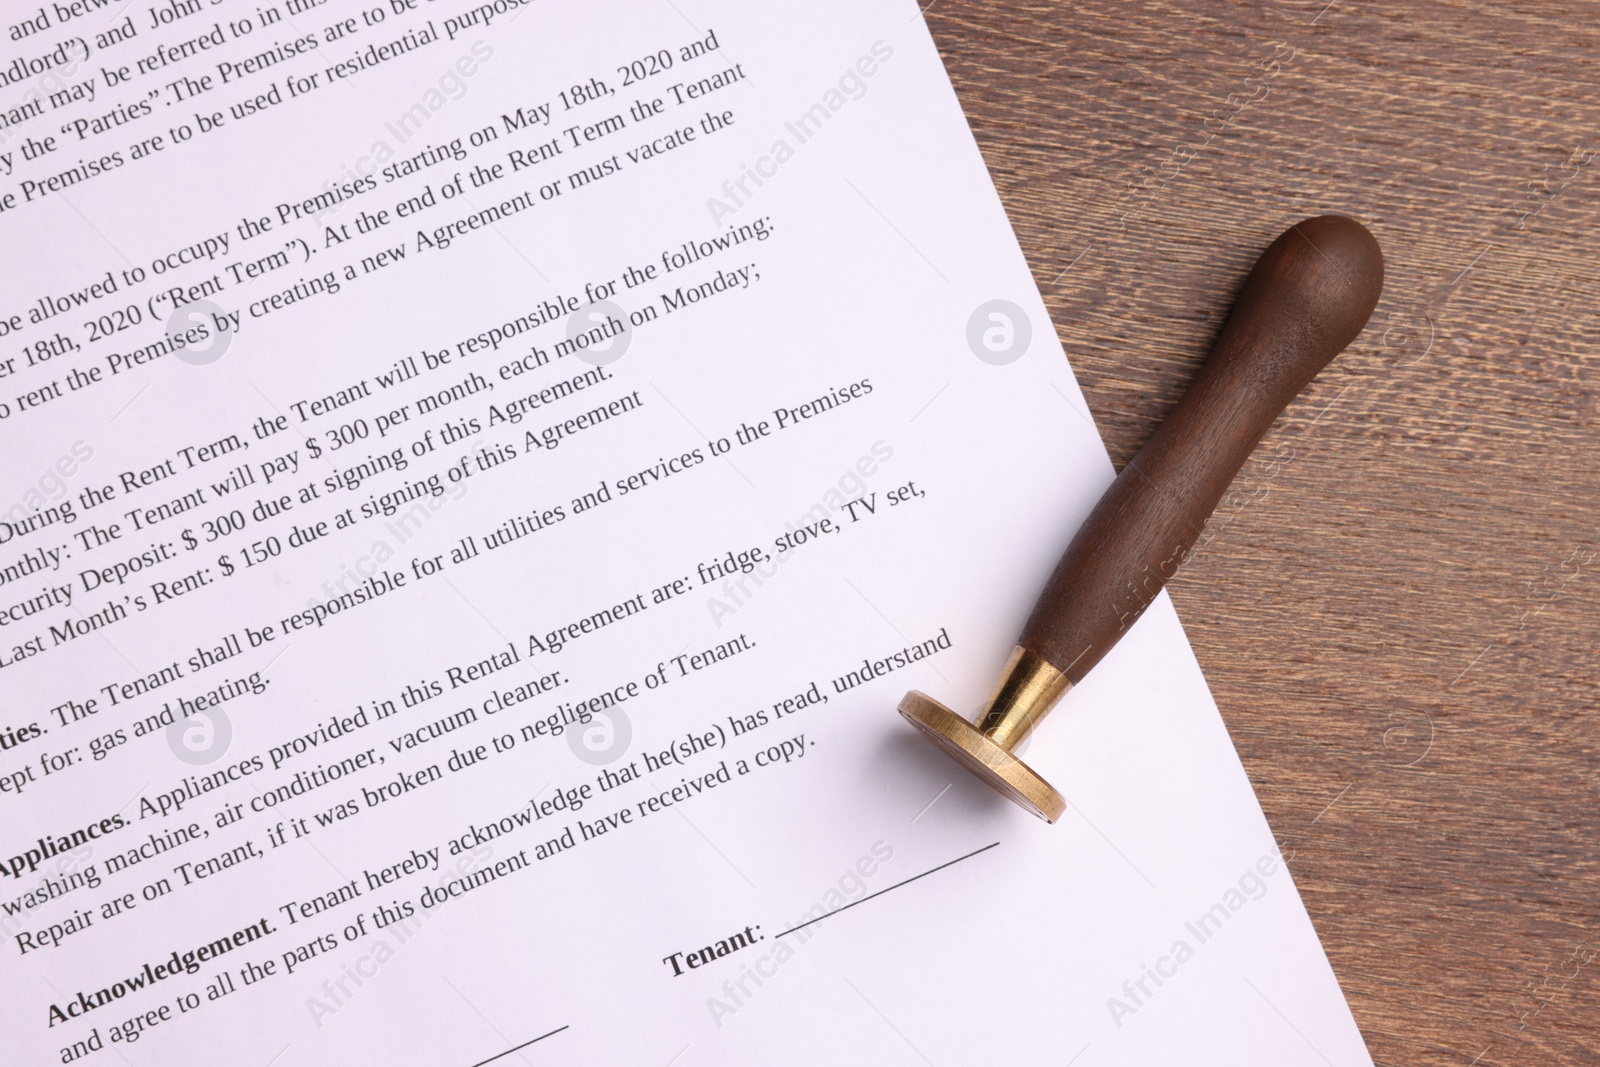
left=0, top=1, right=1372, bottom=1064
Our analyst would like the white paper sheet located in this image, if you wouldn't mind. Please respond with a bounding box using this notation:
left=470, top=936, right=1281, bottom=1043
left=0, top=1, right=1371, bottom=1063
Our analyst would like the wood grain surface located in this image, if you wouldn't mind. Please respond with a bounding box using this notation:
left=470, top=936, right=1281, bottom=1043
left=925, top=2, right=1600, bottom=1064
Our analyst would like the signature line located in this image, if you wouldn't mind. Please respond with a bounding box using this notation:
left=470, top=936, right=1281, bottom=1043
left=464, top=1026, right=570, bottom=1067
left=774, top=842, right=1000, bottom=939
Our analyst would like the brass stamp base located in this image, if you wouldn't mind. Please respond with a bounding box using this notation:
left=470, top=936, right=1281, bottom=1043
left=898, top=691, right=1067, bottom=823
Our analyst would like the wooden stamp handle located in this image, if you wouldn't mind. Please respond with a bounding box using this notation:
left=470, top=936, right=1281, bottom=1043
left=1021, top=215, right=1384, bottom=682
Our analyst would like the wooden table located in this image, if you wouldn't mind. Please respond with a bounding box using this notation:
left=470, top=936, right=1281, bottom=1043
left=928, top=2, right=1599, bottom=1063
